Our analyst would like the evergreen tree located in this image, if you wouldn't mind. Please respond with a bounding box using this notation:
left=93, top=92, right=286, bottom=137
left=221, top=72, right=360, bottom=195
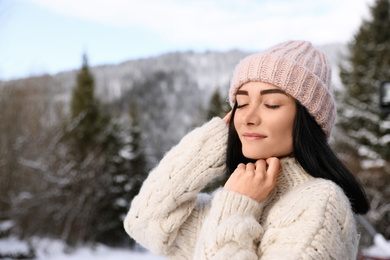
left=71, top=54, right=96, bottom=120
left=336, top=0, right=390, bottom=245
left=91, top=118, right=128, bottom=246
left=95, top=104, right=148, bottom=247
left=35, top=54, right=130, bottom=246
left=338, top=0, right=390, bottom=160
left=58, top=54, right=113, bottom=245
left=126, top=104, right=148, bottom=201
left=69, top=54, right=109, bottom=158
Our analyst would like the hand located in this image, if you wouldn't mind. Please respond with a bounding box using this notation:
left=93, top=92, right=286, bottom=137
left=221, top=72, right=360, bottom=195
left=224, top=158, right=281, bottom=203
left=223, top=110, right=232, bottom=125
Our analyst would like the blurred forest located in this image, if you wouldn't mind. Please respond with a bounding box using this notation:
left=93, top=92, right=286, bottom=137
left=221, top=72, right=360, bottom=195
left=0, top=0, right=389, bottom=257
left=0, top=46, right=240, bottom=258
left=335, top=0, right=390, bottom=247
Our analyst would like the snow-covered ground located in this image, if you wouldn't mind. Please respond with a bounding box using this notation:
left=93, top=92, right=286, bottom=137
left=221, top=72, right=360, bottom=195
left=35, top=246, right=166, bottom=260
left=1, top=235, right=390, bottom=259
left=0, top=236, right=166, bottom=260
left=360, top=234, right=390, bottom=259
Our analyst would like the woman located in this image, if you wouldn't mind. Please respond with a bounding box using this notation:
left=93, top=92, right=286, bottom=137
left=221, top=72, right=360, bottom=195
left=124, top=40, right=370, bottom=259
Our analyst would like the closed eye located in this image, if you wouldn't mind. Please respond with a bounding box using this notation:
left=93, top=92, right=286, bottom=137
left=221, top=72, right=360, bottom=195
left=237, top=104, right=248, bottom=109
left=265, top=104, right=280, bottom=109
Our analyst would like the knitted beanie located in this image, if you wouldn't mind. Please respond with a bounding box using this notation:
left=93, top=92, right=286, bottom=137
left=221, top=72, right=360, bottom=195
left=229, top=40, right=336, bottom=139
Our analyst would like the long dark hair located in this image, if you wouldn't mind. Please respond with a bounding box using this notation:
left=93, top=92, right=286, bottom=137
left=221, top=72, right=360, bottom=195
left=226, top=100, right=370, bottom=215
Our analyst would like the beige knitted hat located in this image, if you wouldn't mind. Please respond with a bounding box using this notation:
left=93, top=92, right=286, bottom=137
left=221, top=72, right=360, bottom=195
left=229, top=40, right=336, bottom=139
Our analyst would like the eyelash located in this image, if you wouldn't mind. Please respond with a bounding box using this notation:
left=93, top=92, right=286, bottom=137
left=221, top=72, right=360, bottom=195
left=237, top=104, right=280, bottom=109
left=265, top=104, right=280, bottom=109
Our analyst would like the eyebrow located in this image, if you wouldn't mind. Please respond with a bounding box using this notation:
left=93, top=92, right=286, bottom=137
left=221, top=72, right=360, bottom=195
left=236, top=89, right=288, bottom=96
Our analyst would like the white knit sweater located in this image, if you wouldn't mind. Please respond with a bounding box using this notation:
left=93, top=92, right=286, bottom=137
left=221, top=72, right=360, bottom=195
left=124, top=118, right=359, bottom=259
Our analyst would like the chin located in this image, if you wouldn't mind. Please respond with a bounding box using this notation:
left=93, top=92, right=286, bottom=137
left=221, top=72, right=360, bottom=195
left=243, top=150, right=293, bottom=160
left=242, top=151, right=270, bottom=160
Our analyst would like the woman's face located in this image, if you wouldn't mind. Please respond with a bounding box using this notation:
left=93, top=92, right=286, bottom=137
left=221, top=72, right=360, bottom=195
left=234, top=82, right=297, bottom=159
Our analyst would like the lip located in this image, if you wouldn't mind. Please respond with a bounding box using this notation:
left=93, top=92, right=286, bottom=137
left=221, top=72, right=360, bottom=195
left=242, top=132, right=266, bottom=140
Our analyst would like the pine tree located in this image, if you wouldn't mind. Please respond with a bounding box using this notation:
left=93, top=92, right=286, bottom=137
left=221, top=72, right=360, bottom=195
left=95, top=104, right=148, bottom=247
left=57, top=54, right=110, bottom=245
left=69, top=54, right=109, bottom=158
left=336, top=0, right=390, bottom=245
left=37, top=54, right=126, bottom=246
left=51, top=54, right=150, bottom=247
left=338, top=0, right=390, bottom=160
left=71, top=54, right=96, bottom=120
left=127, top=104, right=148, bottom=201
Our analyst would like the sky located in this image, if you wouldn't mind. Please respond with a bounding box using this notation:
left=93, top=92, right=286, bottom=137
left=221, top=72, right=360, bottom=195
left=0, top=0, right=375, bottom=80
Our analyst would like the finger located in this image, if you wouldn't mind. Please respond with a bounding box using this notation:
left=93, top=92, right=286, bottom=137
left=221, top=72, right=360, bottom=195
left=237, top=163, right=246, bottom=169
left=223, top=110, right=232, bottom=124
left=255, top=159, right=267, bottom=172
left=266, top=157, right=281, bottom=181
left=246, top=162, right=255, bottom=170
left=232, top=163, right=246, bottom=175
left=245, top=163, right=256, bottom=175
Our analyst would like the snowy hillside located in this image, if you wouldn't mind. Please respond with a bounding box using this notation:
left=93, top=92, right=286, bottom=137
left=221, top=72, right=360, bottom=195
left=48, top=43, right=346, bottom=104
left=53, top=49, right=250, bottom=104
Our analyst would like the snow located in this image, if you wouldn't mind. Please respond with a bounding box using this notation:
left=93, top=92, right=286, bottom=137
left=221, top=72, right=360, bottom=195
left=361, top=158, right=386, bottom=169
left=0, top=237, right=166, bottom=260
left=1, top=235, right=390, bottom=259
left=35, top=245, right=166, bottom=260
left=361, top=234, right=390, bottom=259
left=379, top=134, right=390, bottom=145
left=0, top=236, right=30, bottom=255
left=0, top=220, right=14, bottom=232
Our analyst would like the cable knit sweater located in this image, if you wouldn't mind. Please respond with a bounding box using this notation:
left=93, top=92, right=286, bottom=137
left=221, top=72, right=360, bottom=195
left=124, top=118, right=359, bottom=259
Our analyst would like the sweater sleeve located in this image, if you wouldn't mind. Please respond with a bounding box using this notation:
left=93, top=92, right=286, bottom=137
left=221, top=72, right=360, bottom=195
left=194, top=189, right=265, bottom=260
left=259, top=179, right=359, bottom=260
left=123, top=117, right=228, bottom=257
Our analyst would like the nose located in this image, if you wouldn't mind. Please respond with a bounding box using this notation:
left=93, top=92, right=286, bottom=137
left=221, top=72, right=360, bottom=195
left=242, top=104, right=261, bottom=126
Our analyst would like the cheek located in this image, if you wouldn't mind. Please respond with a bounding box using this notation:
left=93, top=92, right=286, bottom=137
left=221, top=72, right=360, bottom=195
left=272, top=114, right=295, bottom=147
left=266, top=108, right=295, bottom=136
left=233, top=113, right=241, bottom=130
left=274, top=118, right=294, bottom=137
